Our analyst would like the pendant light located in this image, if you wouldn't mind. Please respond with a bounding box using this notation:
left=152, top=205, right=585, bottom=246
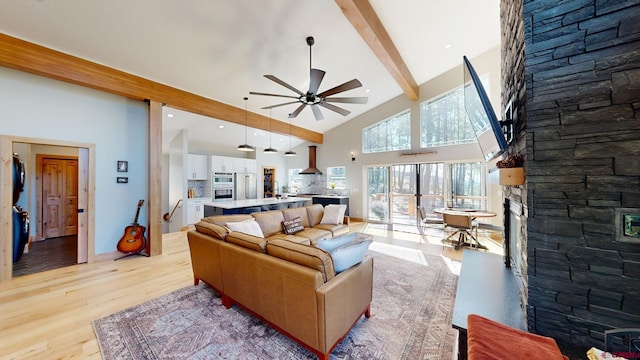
left=237, top=97, right=255, bottom=152
left=284, top=114, right=297, bottom=157
left=263, top=109, right=278, bottom=154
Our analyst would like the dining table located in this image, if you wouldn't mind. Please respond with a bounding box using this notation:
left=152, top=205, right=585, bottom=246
left=434, top=208, right=497, bottom=250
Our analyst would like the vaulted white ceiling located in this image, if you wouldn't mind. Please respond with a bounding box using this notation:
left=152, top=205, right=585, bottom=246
left=0, top=0, right=500, bottom=151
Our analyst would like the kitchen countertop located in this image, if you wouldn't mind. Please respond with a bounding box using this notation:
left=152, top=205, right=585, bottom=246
left=310, top=195, right=350, bottom=199
left=203, top=197, right=310, bottom=209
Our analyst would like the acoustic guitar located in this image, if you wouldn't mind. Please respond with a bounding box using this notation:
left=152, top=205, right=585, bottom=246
left=117, top=199, right=147, bottom=254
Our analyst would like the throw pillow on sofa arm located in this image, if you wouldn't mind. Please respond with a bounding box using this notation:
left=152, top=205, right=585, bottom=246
left=330, top=239, right=373, bottom=273
left=316, top=233, right=357, bottom=253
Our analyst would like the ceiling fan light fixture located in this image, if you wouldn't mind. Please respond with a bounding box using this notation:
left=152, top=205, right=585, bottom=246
left=237, top=97, right=255, bottom=152
left=249, top=36, right=367, bottom=121
left=284, top=114, right=297, bottom=157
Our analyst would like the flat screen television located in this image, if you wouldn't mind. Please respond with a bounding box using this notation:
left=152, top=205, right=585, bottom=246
left=463, top=55, right=508, bottom=162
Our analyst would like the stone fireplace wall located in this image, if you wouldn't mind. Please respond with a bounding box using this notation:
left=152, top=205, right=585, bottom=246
left=502, top=0, right=640, bottom=351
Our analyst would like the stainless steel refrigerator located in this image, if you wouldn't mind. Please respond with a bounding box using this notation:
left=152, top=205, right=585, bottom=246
left=234, top=173, right=257, bottom=200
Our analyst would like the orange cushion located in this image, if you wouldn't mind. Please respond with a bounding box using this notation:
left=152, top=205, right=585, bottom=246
left=467, top=314, right=566, bottom=360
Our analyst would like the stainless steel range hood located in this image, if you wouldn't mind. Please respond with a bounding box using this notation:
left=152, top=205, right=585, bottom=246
left=299, top=145, right=323, bottom=175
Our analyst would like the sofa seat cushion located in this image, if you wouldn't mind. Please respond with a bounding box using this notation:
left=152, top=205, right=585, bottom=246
left=252, top=210, right=285, bottom=238
left=282, top=207, right=311, bottom=227
left=267, top=239, right=336, bottom=282
left=268, top=234, right=311, bottom=245
left=313, top=223, right=349, bottom=237
left=296, top=227, right=332, bottom=244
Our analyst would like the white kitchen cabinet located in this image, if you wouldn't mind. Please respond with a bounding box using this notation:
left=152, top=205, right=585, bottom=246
left=233, top=158, right=257, bottom=173
left=187, top=200, right=205, bottom=224
left=187, top=154, right=209, bottom=180
left=211, top=155, right=233, bottom=173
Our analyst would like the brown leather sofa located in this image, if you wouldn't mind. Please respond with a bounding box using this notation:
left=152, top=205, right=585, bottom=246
left=187, top=204, right=372, bottom=360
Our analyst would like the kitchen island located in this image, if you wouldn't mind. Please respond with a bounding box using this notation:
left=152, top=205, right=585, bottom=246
left=203, top=197, right=312, bottom=216
left=311, top=195, right=350, bottom=216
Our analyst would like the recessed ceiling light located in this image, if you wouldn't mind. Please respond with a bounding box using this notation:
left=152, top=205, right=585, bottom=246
left=253, top=132, right=258, bottom=136
left=218, top=125, right=224, bottom=129
left=167, top=113, right=174, bottom=118
left=445, top=43, right=453, bottom=50
left=365, top=89, right=371, bottom=93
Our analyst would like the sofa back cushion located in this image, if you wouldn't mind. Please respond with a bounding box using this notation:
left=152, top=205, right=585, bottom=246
left=226, top=232, right=268, bottom=253
left=267, top=239, right=335, bottom=282
left=306, top=204, right=324, bottom=227
left=194, top=221, right=227, bottom=241
left=252, top=210, right=285, bottom=238
left=202, top=214, right=253, bottom=227
left=282, top=207, right=310, bottom=227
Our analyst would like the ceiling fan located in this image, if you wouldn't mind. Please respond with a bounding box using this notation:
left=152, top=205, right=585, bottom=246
left=249, top=36, right=368, bottom=121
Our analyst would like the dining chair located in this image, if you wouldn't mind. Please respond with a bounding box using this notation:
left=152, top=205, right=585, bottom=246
left=417, top=206, right=443, bottom=238
left=442, top=211, right=478, bottom=249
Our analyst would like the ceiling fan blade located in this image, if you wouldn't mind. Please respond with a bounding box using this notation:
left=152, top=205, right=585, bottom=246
left=324, top=96, right=369, bottom=104
left=264, top=75, right=304, bottom=96
left=319, top=102, right=351, bottom=116
left=308, top=68, right=326, bottom=95
left=311, top=105, right=324, bottom=121
left=288, top=103, right=307, bottom=118
left=249, top=91, right=298, bottom=99
left=317, top=79, right=363, bottom=98
left=261, top=101, right=299, bottom=110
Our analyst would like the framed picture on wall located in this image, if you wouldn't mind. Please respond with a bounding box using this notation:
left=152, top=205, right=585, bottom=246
left=117, top=160, right=128, bottom=172
left=116, top=177, right=128, bottom=184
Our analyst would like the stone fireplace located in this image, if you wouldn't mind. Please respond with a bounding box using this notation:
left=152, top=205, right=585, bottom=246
left=501, top=0, right=640, bottom=354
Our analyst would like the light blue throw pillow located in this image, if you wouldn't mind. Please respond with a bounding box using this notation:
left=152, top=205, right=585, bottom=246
left=316, top=233, right=357, bottom=253
left=331, top=239, right=372, bottom=273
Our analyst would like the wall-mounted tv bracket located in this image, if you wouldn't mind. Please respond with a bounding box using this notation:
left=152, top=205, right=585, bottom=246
left=501, top=98, right=515, bottom=144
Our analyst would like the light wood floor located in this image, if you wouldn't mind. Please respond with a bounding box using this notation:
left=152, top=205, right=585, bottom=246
left=0, top=223, right=502, bottom=359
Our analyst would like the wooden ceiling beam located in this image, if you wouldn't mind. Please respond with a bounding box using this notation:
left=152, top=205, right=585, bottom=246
left=0, top=33, right=322, bottom=144
left=336, top=0, right=419, bottom=100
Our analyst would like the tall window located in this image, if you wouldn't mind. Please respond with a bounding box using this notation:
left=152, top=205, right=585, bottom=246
left=363, top=109, right=411, bottom=153
left=420, top=76, right=490, bottom=148
left=326, top=166, right=346, bottom=189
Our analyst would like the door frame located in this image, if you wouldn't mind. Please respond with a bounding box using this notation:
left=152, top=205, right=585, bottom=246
left=1, top=135, right=95, bottom=281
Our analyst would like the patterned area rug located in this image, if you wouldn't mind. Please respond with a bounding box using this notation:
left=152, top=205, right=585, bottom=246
left=93, top=245, right=459, bottom=359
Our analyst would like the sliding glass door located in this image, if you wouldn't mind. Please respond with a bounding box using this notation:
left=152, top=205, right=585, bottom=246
left=366, top=167, right=390, bottom=223
left=391, top=164, right=417, bottom=226
left=419, top=163, right=445, bottom=214
left=365, top=161, right=485, bottom=232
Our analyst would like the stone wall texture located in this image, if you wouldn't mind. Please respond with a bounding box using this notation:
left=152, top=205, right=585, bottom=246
left=502, top=0, right=640, bottom=352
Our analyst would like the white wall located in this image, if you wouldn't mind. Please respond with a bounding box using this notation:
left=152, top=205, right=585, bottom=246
left=287, top=47, right=503, bottom=220
left=0, top=67, right=149, bottom=255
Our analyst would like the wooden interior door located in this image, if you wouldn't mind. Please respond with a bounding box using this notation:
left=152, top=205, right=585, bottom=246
left=42, top=158, right=78, bottom=238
